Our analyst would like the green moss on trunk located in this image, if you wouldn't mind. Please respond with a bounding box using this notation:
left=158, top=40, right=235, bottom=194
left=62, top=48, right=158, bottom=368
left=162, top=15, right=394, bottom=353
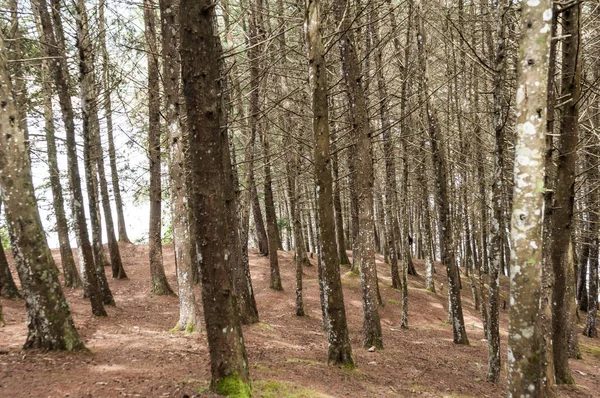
left=215, top=372, right=252, bottom=397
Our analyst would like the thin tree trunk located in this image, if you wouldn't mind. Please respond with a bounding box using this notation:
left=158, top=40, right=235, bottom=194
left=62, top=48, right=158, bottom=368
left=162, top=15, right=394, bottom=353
left=414, top=0, right=468, bottom=345
left=99, top=0, right=130, bottom=244
left=333, top=0, right=382, bottom=349
left=306, top=0, right=354, bottom=365
left=0, top=202, right=20, bottom=299
left=144, top=0, right=174, bottom=296
left=486, top=0, right=509, bottom=382
left=33, top=11, right=81, bottom=288
left=551, top=0, right=581, bottom=383
left=34, top=0, right=106, bottom=316
left=75, top=0, right=115, bottom=306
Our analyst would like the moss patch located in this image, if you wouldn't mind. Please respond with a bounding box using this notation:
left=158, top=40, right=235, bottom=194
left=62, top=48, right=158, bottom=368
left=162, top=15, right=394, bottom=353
left=285, top=358, right=326, bottom=366
left=387, top=299, right=402, bottom=306
left=253, top=379, right=331, bottom=398
left=580, top=342, right=600, bottom=360
left=215, top=372, right=251, bottom=398
left=257, top=322, right=275, bottom=332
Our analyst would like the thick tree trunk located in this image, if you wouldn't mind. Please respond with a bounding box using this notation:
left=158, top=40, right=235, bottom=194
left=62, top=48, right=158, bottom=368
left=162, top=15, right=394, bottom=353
left=180, top=1, right=251, bottom=392
left=159, top=0, right=201, bottom=332
left=144, top=0, right=174, bottom=296
left=0, top=39, right=85, bottom=350
left=34, top=0, right=106, bottom=316
left=551, top=1, right=581, bottom=384
left=506, top=0, right=552, bottom=395
left=306, top=0, right=354, bottom=366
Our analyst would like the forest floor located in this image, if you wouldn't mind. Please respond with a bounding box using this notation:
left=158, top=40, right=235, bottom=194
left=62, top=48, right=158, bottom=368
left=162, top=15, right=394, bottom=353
left=1, top=244, right=600, bottom=397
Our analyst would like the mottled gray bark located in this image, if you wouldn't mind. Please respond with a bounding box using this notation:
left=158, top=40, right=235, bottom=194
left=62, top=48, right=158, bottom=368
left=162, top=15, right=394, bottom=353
left=506, top=0, right=552, bottom=395
left=0, top=36, right=85, bottom=350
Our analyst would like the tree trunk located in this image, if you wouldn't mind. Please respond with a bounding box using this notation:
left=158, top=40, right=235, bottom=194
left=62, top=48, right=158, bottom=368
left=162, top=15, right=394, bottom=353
left=260, top=126, right=283, bottom=290
left=180, top=1, right=251, bottom=392
left=158, top=0, right=201, bottom=332
left=486, top=0, right=509, bottom=382
left=333, top=0, right=382, bottom=349
left=506, top=1, right=552, bottom=395
left=306, top=0, right=354, bottom=366
left=99, top=0, right=130, bottom=244
left=75, top=0, right=115, bottom=306
left=0, top=203, right=20, bottom=299
left=551, top=1, right=581, bottom=384
left=0, top=38, right=86, bottom=350
left=34, top=0, right=106, bottom=316
left=36, top=38, right=81, bottom=289
left=414, top=0, right=468, bottom=345
left=144, top=0, right=174, bottom=296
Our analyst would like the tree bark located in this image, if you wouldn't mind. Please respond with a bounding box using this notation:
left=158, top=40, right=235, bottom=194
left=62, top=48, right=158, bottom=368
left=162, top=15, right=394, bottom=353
left=333, top=0, right=382, bottom=349
left=75, top=0, right=116, bottom=306
left=36, top=31, right=81, bottom=288
left=414, top=0, right=468, bottom=345
left=34, top=0, right=106, bottom=316
left=506, top=1, right=552, bottom=394
left=306, top=0, right=354, bottom=366
left=144, top=0, right=175, bottom=296
left=99, top=0, right=130, bottom=244
left=180, top=0, right=251, bottom=392
left=0, top=36, right=86, bottom=350
left=551, top=0, right=581, bottom=383
left=159, top=0, right=201, bottom=332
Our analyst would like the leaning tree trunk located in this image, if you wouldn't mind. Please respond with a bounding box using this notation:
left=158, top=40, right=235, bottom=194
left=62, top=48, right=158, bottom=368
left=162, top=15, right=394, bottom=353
left=506, top=0, right=552, bottom=395
left=306, top=0, right=354, bottom=366
left=144, top=0, right=174, bottom=296
left=0, top=38, right=86, bottom=350
left=180, top=0, right=251, bottom=393
left=75, top=0, right=115, bottom=306
left=34, top=0, right=106, bottom=316
left=34, top=15, right=81, bottom=288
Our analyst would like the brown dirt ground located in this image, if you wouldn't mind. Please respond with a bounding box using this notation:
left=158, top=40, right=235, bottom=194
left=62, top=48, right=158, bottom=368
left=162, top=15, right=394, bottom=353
left=1, top=244, right=599, bottom=397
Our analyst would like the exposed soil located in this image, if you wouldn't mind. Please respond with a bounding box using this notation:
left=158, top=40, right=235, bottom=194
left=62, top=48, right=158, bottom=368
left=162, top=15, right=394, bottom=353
left=1, top=244, right=599, bottom=397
